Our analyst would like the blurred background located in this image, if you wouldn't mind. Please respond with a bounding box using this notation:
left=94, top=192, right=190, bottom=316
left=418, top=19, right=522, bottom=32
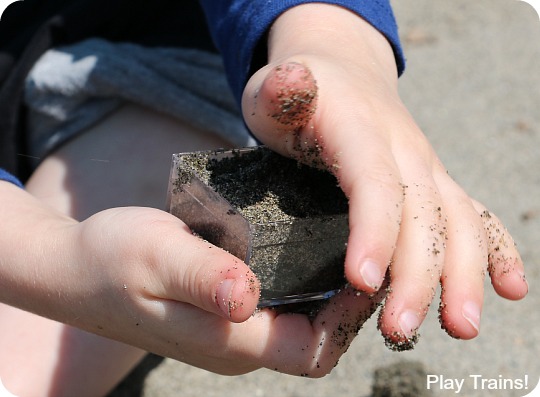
left=111, top=0, right=540, bottom=396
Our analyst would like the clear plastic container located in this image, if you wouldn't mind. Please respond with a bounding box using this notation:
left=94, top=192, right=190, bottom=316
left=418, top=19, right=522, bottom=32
left=166, top=146, right=348, bottom=307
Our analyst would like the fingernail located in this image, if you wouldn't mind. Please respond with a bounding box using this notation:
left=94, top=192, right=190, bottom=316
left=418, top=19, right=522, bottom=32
left=462, top=301, right=481, bottom=334
left=216, top=279, right=237, bottom=317
left=398, top=310, right=420, bottom=339
left=359, top=260, right=383, bottom=290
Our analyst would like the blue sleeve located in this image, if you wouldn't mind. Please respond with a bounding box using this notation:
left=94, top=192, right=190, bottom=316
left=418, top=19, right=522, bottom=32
left=199, top=0, right=405, bottom=103
left=0, top=169, right=24, bottom=188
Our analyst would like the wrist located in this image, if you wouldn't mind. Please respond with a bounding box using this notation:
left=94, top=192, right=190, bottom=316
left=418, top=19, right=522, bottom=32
left=0, top=181, right=78, bottom=317
left=268, top=4, right=398, bottom=84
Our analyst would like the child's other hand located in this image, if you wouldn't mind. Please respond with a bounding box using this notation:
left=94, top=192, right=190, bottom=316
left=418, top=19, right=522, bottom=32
left=242, top=4, right=528, bottom=348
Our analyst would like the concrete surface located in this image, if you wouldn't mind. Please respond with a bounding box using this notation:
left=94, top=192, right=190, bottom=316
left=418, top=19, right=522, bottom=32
left=109, top=1, right=540, bottom=396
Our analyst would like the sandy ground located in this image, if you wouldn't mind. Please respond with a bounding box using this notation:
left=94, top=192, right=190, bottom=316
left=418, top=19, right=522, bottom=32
left=109, top=0, right=540, bottom=396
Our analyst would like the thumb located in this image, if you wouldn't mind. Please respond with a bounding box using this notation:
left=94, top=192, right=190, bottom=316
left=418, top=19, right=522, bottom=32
left=86, top=208, right=262, bottom=323
left=242, top=61, right=319, bottom=160
left=153, top=223, right=261, bottom=323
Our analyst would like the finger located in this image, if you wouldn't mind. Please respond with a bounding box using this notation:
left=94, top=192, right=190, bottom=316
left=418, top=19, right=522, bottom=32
left=436, top=179, right=487, bottom=340
left=377, top=176, right=446, bottom=350
left=145, top=285, right=384, bottom=376
left=258, top=285, right=386, bottom=377
left=341, top=148, right=404, bottom=294
left=473, top=201, right=528, bottom=300
left=136, top=212, right=261, bottom=323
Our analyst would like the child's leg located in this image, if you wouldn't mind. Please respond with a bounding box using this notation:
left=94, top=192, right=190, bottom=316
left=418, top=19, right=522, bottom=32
left=0, top=103, right=232, bottom=396
left=0, top=305, right=144, bottom=397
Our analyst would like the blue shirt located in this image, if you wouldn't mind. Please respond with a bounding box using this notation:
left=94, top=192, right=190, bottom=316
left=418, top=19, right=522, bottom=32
left=0, top=168, right=23, bottom=187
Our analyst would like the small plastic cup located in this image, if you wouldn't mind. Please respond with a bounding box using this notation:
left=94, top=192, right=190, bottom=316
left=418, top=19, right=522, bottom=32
left=166, top=146, right=348, bottom=307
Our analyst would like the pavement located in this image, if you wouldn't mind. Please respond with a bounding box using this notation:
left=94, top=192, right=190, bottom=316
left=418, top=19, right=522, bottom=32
left=109, top=0, right=540, bottom=396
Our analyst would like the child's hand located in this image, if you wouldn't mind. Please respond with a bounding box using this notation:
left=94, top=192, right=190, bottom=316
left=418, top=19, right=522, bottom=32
left=0, top=182, right=381, bottom=377
left=242, top=4, right=528, bottom=348
left=71, top=207, right=383, bottom=375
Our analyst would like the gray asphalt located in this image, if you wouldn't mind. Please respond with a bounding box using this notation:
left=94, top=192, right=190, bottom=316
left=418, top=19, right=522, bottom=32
left=110, top=1, right=540, bottom=396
